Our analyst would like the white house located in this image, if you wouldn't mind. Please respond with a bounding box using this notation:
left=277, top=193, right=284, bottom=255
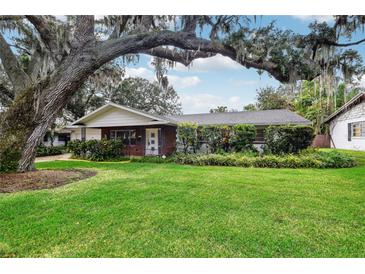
left=324, top=92, right=365, bottom=151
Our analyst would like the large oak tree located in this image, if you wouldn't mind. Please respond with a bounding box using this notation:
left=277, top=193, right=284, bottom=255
left=0, top=15, right=364, bottom=171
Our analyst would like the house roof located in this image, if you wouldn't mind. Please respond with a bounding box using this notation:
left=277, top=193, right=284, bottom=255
left=323, top=92, right=365, bottom=123
left=167, top=109, right=312, bottom=126
left=67, top=102, right=311, bottom=128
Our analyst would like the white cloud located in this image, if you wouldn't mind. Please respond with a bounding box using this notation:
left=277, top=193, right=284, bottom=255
left=174, top=54, right=242, bottom=72
left=228, top=96, right=241, bottom=104
left=124, top=67, right=201, bottom=89
left=292, top=15, right=334, bottom=23
left=180, top=93, right=245, bottom=114
left=167, top=75, right=201, bottom=89
left=124, top=67, right=154, bottom=81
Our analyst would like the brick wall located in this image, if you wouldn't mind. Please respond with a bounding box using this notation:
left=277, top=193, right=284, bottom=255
left=101, top=125, right=176, bottom=156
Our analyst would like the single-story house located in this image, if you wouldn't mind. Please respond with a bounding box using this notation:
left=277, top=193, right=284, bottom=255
left=66, top=102, right=311, bottom=156
left=324, top=92, right=365, bottom=151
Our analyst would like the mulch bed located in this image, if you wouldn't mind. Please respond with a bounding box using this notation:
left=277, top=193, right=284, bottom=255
left=0, top=169, right=97, bottom=193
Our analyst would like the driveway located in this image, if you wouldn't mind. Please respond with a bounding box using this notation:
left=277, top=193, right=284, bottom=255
left=35, top=153, right=72, bottom=162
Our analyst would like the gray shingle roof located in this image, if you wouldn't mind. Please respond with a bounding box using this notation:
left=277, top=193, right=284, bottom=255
left=167, top=109, right=311, bottom=126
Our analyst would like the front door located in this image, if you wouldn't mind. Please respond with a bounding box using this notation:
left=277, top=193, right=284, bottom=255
left=145, top=128, right=159, bottom=155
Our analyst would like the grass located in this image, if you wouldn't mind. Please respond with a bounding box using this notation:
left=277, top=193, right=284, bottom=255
left=0, top=149, right=364, bottom=257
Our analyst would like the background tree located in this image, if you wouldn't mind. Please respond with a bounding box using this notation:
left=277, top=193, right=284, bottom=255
left=294, top=80, right=361, bottom=133
left=64, top=77, right=181, bottom=122
left=255, top=86, right=293, bottom=110
left=243, top=103, right=256, bottom=111
left=209, top=106, right=228, bottom=113
left=0, top=15, right=365, bottom=171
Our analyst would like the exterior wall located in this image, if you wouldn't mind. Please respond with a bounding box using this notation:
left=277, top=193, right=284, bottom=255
left=101, top=125, right=176, bottom=156
left=83, top=107, right=153, bottom=127
left=330, top=101, right=365, bottom=151
left=70, top=128, right=102, bottom=141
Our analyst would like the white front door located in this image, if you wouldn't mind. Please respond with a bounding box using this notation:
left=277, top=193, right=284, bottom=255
left=145, top=128, right=159, bottom=155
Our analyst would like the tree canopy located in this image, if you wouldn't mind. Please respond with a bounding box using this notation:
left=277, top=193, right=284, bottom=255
left=1, top=15, right=365, bottom=171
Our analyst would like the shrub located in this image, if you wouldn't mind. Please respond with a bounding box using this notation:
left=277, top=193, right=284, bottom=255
left=177, top=122, right=199, bottom=154
left=199, top=125, right=231, bottom=153
left=132, top=150, right=355, bottom=169
left=230, top=124, right=256, bottom=152
left=264, top=125, right=314, bottom=154
left=36, top=145, right=64, bottom=157
left=67, top=139, right=123, bottom=161
left=0, top=147, right=21, bottom=173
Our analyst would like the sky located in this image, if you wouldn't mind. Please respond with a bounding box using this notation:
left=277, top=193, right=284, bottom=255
left=124, top=15, right=365, bottom=114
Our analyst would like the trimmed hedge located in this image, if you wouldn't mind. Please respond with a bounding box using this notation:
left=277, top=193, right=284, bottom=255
left=67, top=139, right=124, bottom=161
left=265, top=125, right=314, bottom=154
left=131, top=150, right=356, bottom=169
left=36, top=145, right=64, bottom=157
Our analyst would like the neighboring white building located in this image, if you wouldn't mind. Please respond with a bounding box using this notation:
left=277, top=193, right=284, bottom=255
left=42, top=128, right=71, bottom=147
left=324, top=92, right=365, bottom=151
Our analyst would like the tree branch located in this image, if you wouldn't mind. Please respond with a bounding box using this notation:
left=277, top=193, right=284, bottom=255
left=142, top=47, right=213, bottom=66
left=325, top=38, right=365, bottom=47
left=25, top=16, right=58, bottom=52
left=72, top=16, right=95, bottom=46
left=0, top=32, right=31, bottom=91
left=98, top=30, right=292, bottom=82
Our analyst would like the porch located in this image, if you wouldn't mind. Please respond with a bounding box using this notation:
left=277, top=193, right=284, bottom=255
left=100, top=125, right=176, bottom=156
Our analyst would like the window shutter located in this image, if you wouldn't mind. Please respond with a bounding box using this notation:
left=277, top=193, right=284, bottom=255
left=348, top=123, right=352, bottom=142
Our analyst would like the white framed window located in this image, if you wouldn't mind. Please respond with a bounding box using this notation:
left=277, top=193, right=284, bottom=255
left=110, top=130, right=136, bottom=145
left=352, top=121, right=365, bottom=138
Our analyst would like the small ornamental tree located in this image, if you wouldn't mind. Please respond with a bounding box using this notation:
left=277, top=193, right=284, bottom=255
left=230, top=124, right=256, bottom=152
left=264, top=125, right=314, bottom=154
left=177, top=122, right=198, bottom=154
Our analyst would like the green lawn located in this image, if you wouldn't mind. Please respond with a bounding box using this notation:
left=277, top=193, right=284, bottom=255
left=0, top=150, right=364, bottom=257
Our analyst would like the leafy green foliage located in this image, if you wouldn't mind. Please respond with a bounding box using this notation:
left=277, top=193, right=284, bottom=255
left=264, top=125, right=314, bottom=154
left=36, top=145, right=64, bottom=157
left=132, top=150, right=355, bottom=169
left=255, top=86, right=293, bottom=110
left=67, top=139, right=123, bottom=161
left=199, top=125, right=231, bottom=153
left=230, top=124, right=256, bottom=152
left=177, top=122, right=199, bottom=154
left=294, top=80, right=361, bottom=133
left=0, top=144, right=21, bottom=173
left=209, top=106, right=228, bottom=113
left=243, top=103, right=256, bottom=111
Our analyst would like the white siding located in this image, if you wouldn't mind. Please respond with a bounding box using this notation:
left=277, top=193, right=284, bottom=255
left=330, top=101, right=365, bottom=151
left=83, top=108, right=153, bottom=127
left=70, top=128, right=101, bottom=141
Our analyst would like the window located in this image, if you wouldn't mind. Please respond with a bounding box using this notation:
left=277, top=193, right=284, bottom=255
left=352, top=122, right=365, bottom=138
left=110, top=130, right=137, bottom=145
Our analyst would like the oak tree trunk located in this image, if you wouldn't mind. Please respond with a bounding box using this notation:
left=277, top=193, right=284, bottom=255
left=1, top=46, right=97, bottom=172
